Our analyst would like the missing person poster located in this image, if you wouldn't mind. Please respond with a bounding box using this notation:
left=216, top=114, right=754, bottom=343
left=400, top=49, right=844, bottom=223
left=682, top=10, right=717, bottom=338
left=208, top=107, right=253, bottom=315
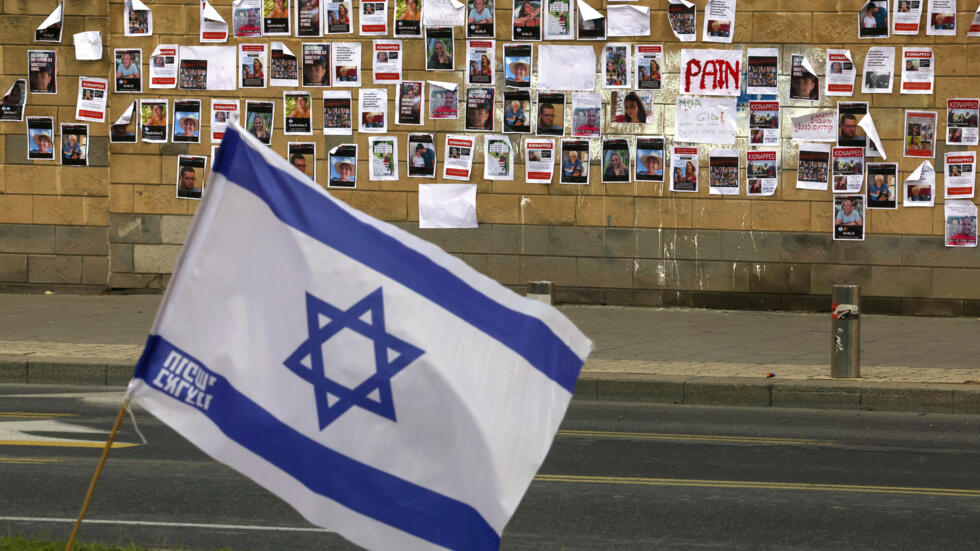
left=635, top=137, right=665, bottom=182
left=601, top=137, right=630, bottom=183
left=484, top=135, right=515, bottom=181
left=211, top=99, right=239, bottom=142
left=368, top=136, right=399, bottom=181
left=373, top=40, right=403, bottom=83
left=524, top=138, right=555, bottom=183
left=900, top=47, right=934, bottom=94
left=140, top=99, right=168, bottom=143
left=576, top=0, right=605, bottom=40
left=397, top=81, right=424, bottom=125
left=114, top=49, right=142, bottom=93
left=859, top=1, right=890, bottom=38
left=746, top=48, right=778, bottom=96
left=302, top=43, right=331, bottom=86
left=668, top=0, right=696, bottom=42
left=331, top=42, right=361, bottom=87
left=536, top=92, right=564, bottom=136
left=602, top=44, right=631, bottom=89
left=239, top=44, right=268, bottom=88
left=832, top=147, right=865, bottom=193
left=503, top=90, right=531, bottom=134
left=110, top=101, right=139, bottom=143
left=904, top=160, right=935, bottom=206
left=323, top=90, right=352, bottom=135
left=176, top=155, right=207, bottom=199
left=544, top=0, right=572, bottom=40
left=360, top=0, right=389, bottom=35
left=560, top=138, right=590, bottom=185
left=893, top=0, right=923, bottom=34
left=60, top=123, right=89, bottom=167
left=790, top=54, right=819, bottom=101
left=826, top=49, right=856, bottom=96
left=178, top=46, right=237, bottom=90
left=150, top=45, right=177, bottom=88
left=245, top=100, right=275, bottom=145
left=670, top=146, right=699, bottom=192
left=27, top=117, right=55, bottom=160
left=675, top=96, right=737, bottom=145
left=866, top=162, right=898, bottom=209
left=270, top=43, right=299, bottom=87
left=945, top=200, right=978, bottom=247
left=904, top=110, right=937, bottom=158
left=263, top=0, right=291, bottom=35
left=465, top=87, right=495, bottom=131
left=0, top=80, right=26, bottom=122
left=394, top=0, right=423, bottom=37
left=862, top=47, right=895, bottom=94
left=571, top=92, right=601, bottom=138
left=125, top=0, right=153, bottom=36
left=467, top=40, right=496, bottom=85
left=635, top=44, right=663, bottom=91
left=833, top=195, right=865, bottom=241
left=172, top=100, right=202, bottom=143
left=358, top=88, right=388, bottom=133
left=429, top=81, right=458, bottom=119
left=35, top=4, right=63, bottom=42
left=408, top=133, right=437, bottom=178
left=797, top=142, right=831, bottom=190
left=944, top=151, right=976, bottom=198
left=702, top=0, right=735, bottom=43
left=467, top=0, right=495, bottom=37
left=283, top=91, right=313, bottom=135
left=234, top=0, right=263, bottom=37
left=613, top=91, right=653, bottom=124
left=749, top=101, right=779, bottom=146
left=708, top=149, right=739, bottom=196
left=287, top=142, right=316, bottom=181
left=295, top=0, right=321, bottom=36
left=947, top=98, right=979, bottom=146
left=503, top=44, right=532, bottom=88
left=75, top=78, right=107, bottom=123
left=200, top=0, right=229, bottom=42
left=837, top=102, right=869, bottom=148
left=746, top=150, right=778, bottom=196
left=926, top=0, right=956, bottom=36
left=28, top=50, right=57, bottom=95
left=513, top=0, right=543, bottom=40
left=327, top=144, right=358, bottom=188
left=325, top=0, right=352, bottom=34
left=425, top=27, right=455, bottom=70
left=444, top=134, right=476, bottom=181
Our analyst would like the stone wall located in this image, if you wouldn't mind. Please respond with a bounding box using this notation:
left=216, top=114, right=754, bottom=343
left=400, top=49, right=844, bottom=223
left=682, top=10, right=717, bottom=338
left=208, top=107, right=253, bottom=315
left=2, top=0, right=980, bottom=315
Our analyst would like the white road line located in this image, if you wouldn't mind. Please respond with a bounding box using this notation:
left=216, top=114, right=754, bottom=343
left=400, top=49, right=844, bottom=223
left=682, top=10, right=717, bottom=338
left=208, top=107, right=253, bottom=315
left=0, top=516, right=332, bottom=533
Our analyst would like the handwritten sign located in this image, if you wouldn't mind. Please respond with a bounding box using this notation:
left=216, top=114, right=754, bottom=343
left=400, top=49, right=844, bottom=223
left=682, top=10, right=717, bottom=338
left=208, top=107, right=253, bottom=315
left=791, top=111, right=837, bottom=142
left=680, top=49, right=741, bottom=96
left=674, top=96, right=737, bottom=145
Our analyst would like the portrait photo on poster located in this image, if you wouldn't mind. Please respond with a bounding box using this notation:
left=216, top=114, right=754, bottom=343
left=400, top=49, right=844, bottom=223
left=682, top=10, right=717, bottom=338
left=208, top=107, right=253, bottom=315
left=513, top=0, right=543, bottom=40
left=172, top=99, right=202, bottom=143
left=408, top=133, right=437, bottom=178
left=302, top=43, right=331, bottom=86
left=601, top=137, right=631, bottom=184
left=503, top=44, right=532, bottom=89
left=560, top=138, right=589, bottom=185
left=328, top=144, right=358, bottom=188
left=635, top=136, right=665, bottom=183
left=614, top=91, right=653, bottom=125
left=834, top=195, right=866, bottom=241
left=284, top=91, right=313, bottom=135
left=325, top=0, right=352, bottom=34
left=635, top=44, right=663, bottom=91
left=114, top=49, right=142, bottom=93
left=288, top=142, right=317, bottom=181
left=503, top=91, right=531, bottom=134
left=176, top=155, right=207, bottom=199
left=245, top=100, right=275, bottom=145
left=467, top=40, right=496, bottom=86
left=397, top=81, right=424, bottom=125
left=263, top=0, right=292, bottom=35
left=465, top=87, right=495, bottom=132
left=394, top=0, right=423, bottom=37
left=60, top=123, right=89, bottom=167
left=790, top=54, right=819, bottom=101
left=27, top=117, right=56, bottom=160
left=866, top=162, right=898, bottom=209
left=425, top=27, right=455, bottom=71
left=140, top=99, right=168, bottom=143
left=467, top=0, right=495, bottom=38
left=28, top=50, right=57, bottom=95
left=859, top=0, right=890, bottom=38
left=428, top=81, right=458, bottom=120
left=670, top=146, right=699, bottom=193
left=536, top=92, right=565, bottom=136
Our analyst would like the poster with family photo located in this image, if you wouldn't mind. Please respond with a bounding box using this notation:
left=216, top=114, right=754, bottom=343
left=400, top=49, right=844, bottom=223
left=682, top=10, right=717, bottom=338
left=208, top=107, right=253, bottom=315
left=239, top=44, right=268, bottom=88
left=149, top=45, right=177, bottom=89
left=27, top=117, right=55, bottom=160
left=834, top=196, right=865, bottom=241
left=263, top=0, right=291, bottom=35
left=796, top=143, right=830, bottom=190
left=245, top=100, right=275, bottom=145
left=467, top=0, right=495, bottom=38
left=544, top=0, right=573, bottom=40
left=331, top=42, right=361, bottom=87
left=576, top=0, right=605, bottom=40
left=429, top=81, right=458, bottom=119
left=484, top=135, right=514, bottom=181
left=172, top=99, right=202, bottom=143
left=373, top=40, right=402, bottom=83
left=325, top=0, right=353, bottom=34
left=302, top=43, right=331, bottom=86
left=408, top=133, right=437, bottom=178
left=211, top=99, right=240, bottom=142
left=359, top=88, right=388, bottom=133
left=504, top=91, right=531, bottom=134
left=602, top=44, right=630, bottom=89
left=467, top=40, right=495, bottom=85
left=233, top=0, right=262, bottom=37
left=746, top=150, right=778, bottom=196
left=560, top=139, right=589, bottom=185
left=571, top=92, right=601, bottom=138
left=110, top=101, right=139, bottom=144
left=270, top=43, right=299, bottom=87
left=524, top=138, right=555, bottom=184
left=503, top=44, right=532, bottom=88
left=323, top=90, right=352, bottom=135
left=749, top=101, right=779, bottom=146
left=536, top=92, right=564, bottom=136
left=601, top=138, right=630, bottom=184
left=28, top=50, right=57, bottom=95
left=904, top=110, right=937, bottom=158
left=670, top=146, right=699, bottom=193
left=513, top=0, right=543, bottom=40
left=831, top=147, right=865, bottom=194
left=866, top=162, right=898, bottom=209
left=947, top=98, right=979, bottom=146
left=394, top=0, right=423, bottom=37
left=328, top=144, right=358, bottom=188
left=140, top=99, right=168, bottom=143
left=790, top=54, right=819, bottom=101
left=0, top=80, right=26, bottom=122
left=295, top=0, right=322, bottom=37
left=288, top=142, right=316, bottom=181
left=283, top=91, right=313, bottom=135
left=176, top=155, right=207, bottom=200
left=859, top=1, right=890, bottom=38
left=60, top=124, right=89, bottom=167
left=397, top=81, right=424, bottom=125
left=114, top=49, right=142, bottom=93
left=635, top=137, right=665, bottom=183
left=360, top=0, right=389, bottom=35
left=125, top=0, right=152, bottom=36
left=425, top=27, right=454, bottom=70
left=368, top=136, right=398, bottom=181
left=465, top=87, right=495, bottom=131
left=636, top=44, right=663, bottom=91
left=613, top=91, right=653, bottom=125
left=708, top=149, right=739, bottom=195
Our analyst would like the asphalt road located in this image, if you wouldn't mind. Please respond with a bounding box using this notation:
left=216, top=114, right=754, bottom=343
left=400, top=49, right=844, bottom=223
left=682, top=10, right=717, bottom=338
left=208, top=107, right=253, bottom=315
left=1, top=385, right=979, bottom=550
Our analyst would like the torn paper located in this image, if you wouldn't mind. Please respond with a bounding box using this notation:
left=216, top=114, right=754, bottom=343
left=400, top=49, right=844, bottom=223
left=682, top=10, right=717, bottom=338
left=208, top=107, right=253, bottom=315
left=419, top=184, right=478, bottom=228
left=538, top=45, right=596, bottom=91
left=73, top=32, right=102, bottom=61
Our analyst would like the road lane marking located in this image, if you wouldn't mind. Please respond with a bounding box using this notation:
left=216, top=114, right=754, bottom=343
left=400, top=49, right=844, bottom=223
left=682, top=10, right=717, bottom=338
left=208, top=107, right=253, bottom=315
left=0, top=412, right=77, bottom=418
left=0, top=457, right=62, bottom=464
left=534, top=474, right=980, bottom=498
left=556, top=429, right=837, bottom=447
left=0, top=419, right=139, bottom=448
left=0, top=440, right=137, bottom=449
left=0, top=516, right=331, bottom=533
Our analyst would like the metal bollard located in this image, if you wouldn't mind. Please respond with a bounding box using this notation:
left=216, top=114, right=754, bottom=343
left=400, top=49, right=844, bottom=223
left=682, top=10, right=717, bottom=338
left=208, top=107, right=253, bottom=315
left=831, top=285, right=861, bottom=378
left=526, top=281, right=553, bottom=305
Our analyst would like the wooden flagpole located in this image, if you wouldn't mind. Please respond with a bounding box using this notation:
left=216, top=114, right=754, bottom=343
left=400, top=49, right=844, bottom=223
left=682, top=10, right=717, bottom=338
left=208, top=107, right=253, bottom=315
left=64, top=400, right=129, bottom=551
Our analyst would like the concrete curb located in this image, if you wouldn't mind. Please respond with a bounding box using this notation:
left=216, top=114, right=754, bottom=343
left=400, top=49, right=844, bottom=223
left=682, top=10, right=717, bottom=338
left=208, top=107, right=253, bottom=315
left=4, top=358, right=980, bottom=415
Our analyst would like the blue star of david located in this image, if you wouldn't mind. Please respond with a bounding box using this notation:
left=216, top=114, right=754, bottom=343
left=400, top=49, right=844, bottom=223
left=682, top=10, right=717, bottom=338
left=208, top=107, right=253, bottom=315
left=283, top=288, right=425, bottom=430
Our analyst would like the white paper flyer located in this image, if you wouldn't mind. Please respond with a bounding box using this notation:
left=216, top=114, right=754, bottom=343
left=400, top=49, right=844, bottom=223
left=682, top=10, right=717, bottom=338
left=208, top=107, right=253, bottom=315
left=443, top=134, right=476, bottom=180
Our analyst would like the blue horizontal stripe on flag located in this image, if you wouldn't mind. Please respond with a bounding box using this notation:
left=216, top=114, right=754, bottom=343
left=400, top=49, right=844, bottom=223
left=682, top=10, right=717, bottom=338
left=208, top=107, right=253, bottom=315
left=213, top=126, right=584, bottom=394
left=134, top=335, right=501, bottom=551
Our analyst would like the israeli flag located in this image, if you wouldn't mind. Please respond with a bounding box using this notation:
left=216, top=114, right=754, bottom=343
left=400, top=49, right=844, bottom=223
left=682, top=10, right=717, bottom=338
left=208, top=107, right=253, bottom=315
left=127, top=124, right=592, bottom=550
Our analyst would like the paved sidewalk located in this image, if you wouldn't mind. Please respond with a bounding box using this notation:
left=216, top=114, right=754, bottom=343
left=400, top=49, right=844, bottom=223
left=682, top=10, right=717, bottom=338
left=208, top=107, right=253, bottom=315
left=1, top=293, right=978, bottom=413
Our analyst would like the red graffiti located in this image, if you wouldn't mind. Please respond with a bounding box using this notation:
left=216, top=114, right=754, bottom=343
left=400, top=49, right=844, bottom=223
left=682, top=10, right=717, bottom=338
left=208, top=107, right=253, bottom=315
left=684, top=59, right=740, bottom=93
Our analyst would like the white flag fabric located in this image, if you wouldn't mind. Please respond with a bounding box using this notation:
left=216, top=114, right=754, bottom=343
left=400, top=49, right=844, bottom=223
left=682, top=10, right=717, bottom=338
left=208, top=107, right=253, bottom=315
left=127, top=123, right=592, bottom=550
